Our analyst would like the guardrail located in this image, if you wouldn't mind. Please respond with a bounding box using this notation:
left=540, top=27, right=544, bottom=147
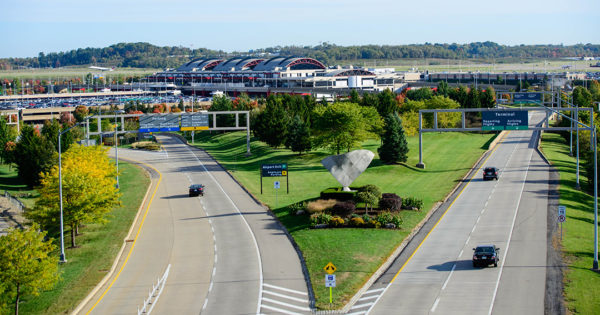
left=137, top=264, right=171, bottom=315
left=3, top=190, right=25, bottom=212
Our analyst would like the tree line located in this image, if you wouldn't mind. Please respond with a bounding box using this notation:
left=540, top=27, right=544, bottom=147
left=2, top=41, right=599, bottom=70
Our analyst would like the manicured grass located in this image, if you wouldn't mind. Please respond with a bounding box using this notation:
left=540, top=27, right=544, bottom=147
left=15, top=161, right=150, bottom=314
left=189, top=130, right=495, bottom=309
left=540, top=132, right=600, bottom=314
left=0, top=164, right=39, bottom=209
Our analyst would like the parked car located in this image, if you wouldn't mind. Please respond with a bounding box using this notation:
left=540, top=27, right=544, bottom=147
left=189, top=184, right=204, bottom=197
left=483, top=167, right=499, bottom=180
left=472, top=245, right=500, bottom=267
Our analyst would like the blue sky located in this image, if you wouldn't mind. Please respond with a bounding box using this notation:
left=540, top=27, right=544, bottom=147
left=2, top=0, right=599, bottom=58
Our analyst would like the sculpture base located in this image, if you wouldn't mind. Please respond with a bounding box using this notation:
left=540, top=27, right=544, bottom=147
left=342, top=186, right=352, bottom=192
left=416, top=163, right=426, bottom=169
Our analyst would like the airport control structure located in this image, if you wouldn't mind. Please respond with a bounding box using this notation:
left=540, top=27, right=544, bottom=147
left=145, top=56, right=404, bottom=97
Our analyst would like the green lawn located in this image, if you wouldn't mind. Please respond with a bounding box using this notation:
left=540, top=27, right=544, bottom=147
left=540, top=132, right=600, bottom=314
left=189, top=130, right=496, bottom=309
left=0, top=164, right=39, bottom=209
left=14, top=161, right=150, bottom=314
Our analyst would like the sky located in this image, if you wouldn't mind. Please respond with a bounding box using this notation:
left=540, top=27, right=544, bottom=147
left=2, top=0, right=599, bottom=58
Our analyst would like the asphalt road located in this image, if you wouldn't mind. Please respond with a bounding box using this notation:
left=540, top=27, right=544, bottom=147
left=80, top=134, right=310, bottom=314
left=358, top=111, right=549, bottom=315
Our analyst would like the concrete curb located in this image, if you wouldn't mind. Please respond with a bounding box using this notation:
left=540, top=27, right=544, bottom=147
left=340, top=131, right=508, bottom=313
left=72, top=159, right=156, bottom=315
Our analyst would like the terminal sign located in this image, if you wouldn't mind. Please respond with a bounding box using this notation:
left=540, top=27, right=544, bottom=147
left=482, top=110, right=528, bottom=131
left=261, top=163, right=288, bottom=177
left=181, top=113, right=209, bottom=131
left=514, top=92, right=542, bottom=103
left=139, top=114, right=180, bottom=132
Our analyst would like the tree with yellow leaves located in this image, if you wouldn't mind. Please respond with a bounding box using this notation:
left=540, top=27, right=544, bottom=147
left=27, top=144, right=121, bottom=248
left=0, top=224, right=60, bottom=315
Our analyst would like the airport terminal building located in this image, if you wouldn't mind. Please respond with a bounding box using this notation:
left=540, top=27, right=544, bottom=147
left=145, top=56, right=402, bottom=96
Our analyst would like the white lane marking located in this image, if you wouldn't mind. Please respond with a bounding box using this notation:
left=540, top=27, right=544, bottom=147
left=431, top=297, right=441, bottom=312
left=263, top=283, right=308, bottom=296
left=488, top=141, right=534, bottom=315
left=262, top=290, right=309, bottom=303
left=182, top=140, right=264, bottom=314
left=212, top=267, right=216, bottom=277
left=466, top=236, right=471, bottom=244
left=261, top=297, right=311, bottom=311
left=441, top=264, right=457, bottom=290
left=477, top=216, right=481, bottom=223
left=365, top=288, right=385, bottom=294
left=471, top=225, right=476, bottom=233
left=351, top=302, right=374, bottom=309
left=459, top=249, right=464, bottom=257
left=214, top=254, right=217, bottom=264
left=203, top=299, right=208, bottom=310
left=260, top=303, right=302, bottom=315
left=209, top=281, right=213, bottom=292
left=358, top=295, right=379, bottom=301
left=347, top=312, right=368, bottom=315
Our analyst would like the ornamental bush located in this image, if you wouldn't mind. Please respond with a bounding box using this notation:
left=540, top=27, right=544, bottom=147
left=402, top=196, right=424, bottom=210
left=307, top=199, right=337, bottom=214
left=379, top=193, right=402, bottom=212
left=349, top=217, right=365, bottom=227
left=310, top=213, right=332, bottom=226
left=329, top=216, right=345, bottom=227
left=332, top=201, right=356, bottom=216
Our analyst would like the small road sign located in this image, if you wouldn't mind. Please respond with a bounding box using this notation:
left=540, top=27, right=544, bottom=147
left=558, top=205, right=566, bottom=217
left=325, top=274, right=336, bottom=287
left=558, top=215, right=566, bottom=223
left=274, top=181, right=280, bottom=189
left=324, top=262, right=337, bottom=274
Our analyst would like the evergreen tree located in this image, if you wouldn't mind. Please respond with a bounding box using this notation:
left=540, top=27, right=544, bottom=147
left=350, top=89, right=360, bottom=104
left=481, top=86, right=496, bottom=108
left=437, top=81, right=449, bottom=97
left=376, top=89, right=398, bottom=117
left=466, top=86, right=481, bottom=108
left=285, top=115, right=312, bottom=155
left=378, top=113, right=408, bottom=164
left=13, top=125, right=56, bottom=187
left=253, top=95, right=288, bottom=147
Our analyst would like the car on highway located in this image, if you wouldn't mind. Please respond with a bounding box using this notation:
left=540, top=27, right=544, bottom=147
left=189, top=184, right=204, bottom=197
left=472, top=245, right=500, bottom=267
left=483, top=167, right=499, bottom=180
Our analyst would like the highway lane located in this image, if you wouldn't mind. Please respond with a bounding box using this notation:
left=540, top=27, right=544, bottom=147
left=366, top=111, right=549, bottom=315
left=82, top=134, right=310, bottom=314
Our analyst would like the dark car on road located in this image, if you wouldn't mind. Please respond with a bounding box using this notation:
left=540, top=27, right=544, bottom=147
left=189, top=184, right=204, bottom=197
left=483, top=167, right=499, bottom=180
left=472, top=245, right=500, bottom=267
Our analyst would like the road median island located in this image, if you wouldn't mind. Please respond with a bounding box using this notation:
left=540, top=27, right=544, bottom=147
left=187, top=130, right=499, bottom=310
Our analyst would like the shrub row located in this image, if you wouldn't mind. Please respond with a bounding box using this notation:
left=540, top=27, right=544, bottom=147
left=309, top=212, right=403, bottom=229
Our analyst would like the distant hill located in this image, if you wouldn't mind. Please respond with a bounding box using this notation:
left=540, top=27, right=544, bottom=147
left=1, top=41, right=599, bottom=70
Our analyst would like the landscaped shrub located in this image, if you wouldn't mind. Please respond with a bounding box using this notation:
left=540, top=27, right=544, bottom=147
left=362, top=214, right=372, bottom=223
left=390, top=214, right=403, bottom=227
left=286, top=201, right=307, bottom=216
left=349, top=217, right=365, bottom=227
left=376, top=212, right=394, bottom=225
left=329, top=216, right=345, bottom=227
left=332, top=201, right=356, bottom=216
left=402, top=196, right=424, bottom=210
left=132, top=141, right=160, bottom=150
left=307, top=199, right=337, bottom=214
left=367, top=219, right=382, bottom=229
left=320, top=187, right=357, bottom=201
left=310, top=213, right=332, bottom=226
left=379, top=193, right=402, bottom=212
left=359, top=184, right=382, bottom=199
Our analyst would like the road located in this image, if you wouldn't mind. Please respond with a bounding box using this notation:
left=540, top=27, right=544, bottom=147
left=80, top=134, right=310, bottom=314
left=352, top=111, right=550, bottom=315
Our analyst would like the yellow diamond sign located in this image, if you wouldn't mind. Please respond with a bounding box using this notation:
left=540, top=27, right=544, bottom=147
left=324, top=262, right=336, bottom=274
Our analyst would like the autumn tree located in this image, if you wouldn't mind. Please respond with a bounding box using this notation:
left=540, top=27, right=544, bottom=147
left=0, top=117, right=18, bottom=164
left=27, top=145, right=121, bottom=247
left=0, top=224, right=59, bottom=315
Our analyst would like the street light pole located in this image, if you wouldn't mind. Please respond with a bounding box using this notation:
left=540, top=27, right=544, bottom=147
left=594, top=126, right=598, bottom=270
left=114, top=110, right=124, bottom=189
left=58, top=133, right=66, bottom=263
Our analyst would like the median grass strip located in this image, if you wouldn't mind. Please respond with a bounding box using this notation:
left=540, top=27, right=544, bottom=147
left=12, top=161, right=150, bottom=314
left=189, top=130, right=495, bottom=309
left=540, top=132, right=600, bottom=314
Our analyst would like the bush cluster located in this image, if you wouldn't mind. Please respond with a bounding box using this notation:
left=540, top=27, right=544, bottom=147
left=402, top=196, right=423, bottom=210
left=379, top=193, right=402, bottom=211
left=307, top=199, right=336, bottom=214
left=132, top=141, right=160, bottom=150
left=332, top=201, right=356, bottom=216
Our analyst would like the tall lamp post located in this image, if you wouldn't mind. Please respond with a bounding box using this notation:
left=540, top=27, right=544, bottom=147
left=58, top=123, right=82, bottom=263
left=114, top=110, right=124, bottom=189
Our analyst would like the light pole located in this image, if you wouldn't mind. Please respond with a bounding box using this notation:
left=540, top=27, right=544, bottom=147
left=58, top=122, right=82, bottom=263
left=114, top=110, right=124, bottom=189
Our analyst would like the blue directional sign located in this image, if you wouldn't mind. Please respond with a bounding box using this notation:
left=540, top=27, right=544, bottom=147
left=139, top=114, right=180, bottom=132
left=482, top=110, right=529, bottom=131
left=514, top=93, right=542, bottom=103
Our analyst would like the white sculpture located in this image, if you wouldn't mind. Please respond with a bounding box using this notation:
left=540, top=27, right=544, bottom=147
left=321, top=150, right=375, bottom=191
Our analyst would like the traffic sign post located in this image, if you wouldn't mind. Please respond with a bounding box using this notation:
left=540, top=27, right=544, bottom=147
left=274, top=181, right=280, bottom=209
left=558, top=205, right=566, bottom=239
left=323, top=262, right=337, bottom=305
left=260, top=163, right=289, bottom=194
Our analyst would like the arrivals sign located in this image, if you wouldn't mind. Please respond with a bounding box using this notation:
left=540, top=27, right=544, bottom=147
left=514, top=92, right=542, bottom=103
left=181, top=113, right=209, bottom=131
left=139, top=114, right=180, bottom=132
left=482, top=110, right=528, bottom=131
